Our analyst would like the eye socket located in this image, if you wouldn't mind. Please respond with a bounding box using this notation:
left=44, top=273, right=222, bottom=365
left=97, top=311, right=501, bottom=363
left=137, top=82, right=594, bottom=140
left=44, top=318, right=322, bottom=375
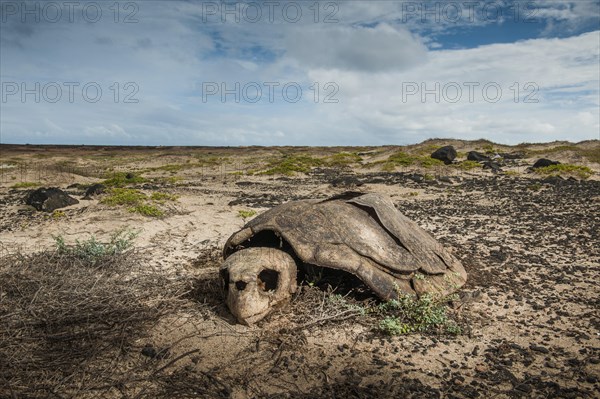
left=220, top=269, right=230, bottom=292
left=258, top=269, right=279, bottom=292
left=235, top=281, right=247, bottom=291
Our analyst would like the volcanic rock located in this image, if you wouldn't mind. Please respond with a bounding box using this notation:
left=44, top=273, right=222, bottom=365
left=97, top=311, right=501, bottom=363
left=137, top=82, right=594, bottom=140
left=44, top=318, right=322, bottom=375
left=532, top=158, right=560, bottom=169
left=431, top=146, right=457, bottom=164
left=467, top=151, right=491, bottom=162
left=25, top=187, right=79, bottom=212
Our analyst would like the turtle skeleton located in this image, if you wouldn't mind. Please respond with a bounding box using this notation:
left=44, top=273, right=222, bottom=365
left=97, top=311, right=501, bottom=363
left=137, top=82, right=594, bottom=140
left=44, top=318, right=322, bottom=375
left=220, top=192, right=467, bottom=325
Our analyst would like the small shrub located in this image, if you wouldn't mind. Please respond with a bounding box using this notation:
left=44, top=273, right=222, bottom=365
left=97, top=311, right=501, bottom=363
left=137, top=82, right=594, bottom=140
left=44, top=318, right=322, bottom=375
left=100, top=188, right=146, bottom=206
left=377, top=293, right=460, bottom=335
left=102, top=172, right=146, bottom=187
left=101, top=188, right=172, bottom=217
left=534, top=164, right=593, bottom=179
left=482, top=144, right=498, bottom=154
left=259, top=155, right=323, bottom=176
left=52, top=210, right=66, bottom=219
left=129, top=204, right=164, bottom=217
left=54, top=229, right=138, bottom=265
left=11, top=181, right=41, bottom=189
left=454, top=160, right=480, bottom=170
left=327, top=152, right=363, bottom=167
left=150, top=192, right=179, bottom=202
left=238, top=209, right=257, bottom=219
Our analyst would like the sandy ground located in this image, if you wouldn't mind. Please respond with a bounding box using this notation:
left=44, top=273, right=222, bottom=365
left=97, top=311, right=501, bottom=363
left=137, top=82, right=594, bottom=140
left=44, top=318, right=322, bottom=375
left=0, top=139, right=599, bottom=398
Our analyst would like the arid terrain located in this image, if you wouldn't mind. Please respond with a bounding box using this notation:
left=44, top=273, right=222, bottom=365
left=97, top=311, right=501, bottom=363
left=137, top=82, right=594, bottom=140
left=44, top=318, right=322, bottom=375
left=1, top=139, right=599, bottom=398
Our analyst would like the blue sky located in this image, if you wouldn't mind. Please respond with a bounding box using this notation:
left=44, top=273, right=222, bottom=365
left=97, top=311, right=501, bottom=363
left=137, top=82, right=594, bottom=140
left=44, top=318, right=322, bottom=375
left=1, top=0, right=599, bottom=145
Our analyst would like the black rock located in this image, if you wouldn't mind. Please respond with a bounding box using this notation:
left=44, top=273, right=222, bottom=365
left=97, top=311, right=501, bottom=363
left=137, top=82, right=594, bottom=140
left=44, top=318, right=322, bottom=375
left=408, top=173, right=425, bottom=183
left=24, top=187, right=79, bottom=212
left=235, top=181, right=254, bottom=187
left=331, top=176, right=363, bottom=188
left=83, top=183, right=105, bottom=199
left=499, top=152, right=525, bottom=160
left=543, top=176, right=564, bottom=185
left=529, top=344, right=550, bottom=354
left=467, top=151, right=490, bottom=162
left=431, top=146, right=457, bottom=165
left=532, top=158, right=560, bottom=169
left=483, top=161, right=502, bottom=173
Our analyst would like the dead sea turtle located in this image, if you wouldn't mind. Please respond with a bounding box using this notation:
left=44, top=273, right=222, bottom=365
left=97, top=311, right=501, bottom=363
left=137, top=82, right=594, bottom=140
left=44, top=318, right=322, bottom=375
left=221, top=192, right=467, bottom=324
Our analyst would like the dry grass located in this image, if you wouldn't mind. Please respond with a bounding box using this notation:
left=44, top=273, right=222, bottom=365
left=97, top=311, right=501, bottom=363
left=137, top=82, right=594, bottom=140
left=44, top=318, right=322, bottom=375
left=0, top=243, right=196, bottom=398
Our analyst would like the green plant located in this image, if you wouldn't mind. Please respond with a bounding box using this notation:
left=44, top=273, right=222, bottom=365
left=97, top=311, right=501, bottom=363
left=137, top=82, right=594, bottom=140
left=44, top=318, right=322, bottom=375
left=129, top=204, right=163, bottom=217
left=534, top=164, right=593, bottom=179
left=100, top=188, right=172, bottom=217
left=258, top=155, right=323, bottom=176
left=377, top=293, right=460, bottom=335
left=102, top=172, right=146, bottom=187
left=52, top=210, right=66, bottom=219
left=11, top=181, right=41, bottom=189
left=327, top=152, right=363, bottom=167
left=482, top=144, right=498, bottom=154
left=150, top=192, right=179, bottom=203
left=327, top=294, right=368, bottom=316
left=453, top=160, right=480, bottom=171
left=54, top=228, right=138, bottom=265
left=100, top=188, right=147, bottom=206
left=238, top=209, right=257, bottom=219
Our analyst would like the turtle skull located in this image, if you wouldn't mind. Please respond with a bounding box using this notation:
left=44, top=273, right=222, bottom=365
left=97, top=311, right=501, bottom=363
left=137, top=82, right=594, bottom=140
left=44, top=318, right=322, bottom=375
left=220, top=247, right=297, bottom=325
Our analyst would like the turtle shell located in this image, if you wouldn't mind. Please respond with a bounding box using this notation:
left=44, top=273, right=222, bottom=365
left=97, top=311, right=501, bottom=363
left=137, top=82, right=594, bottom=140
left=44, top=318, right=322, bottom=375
left=224, top=192, right=467, bottom=299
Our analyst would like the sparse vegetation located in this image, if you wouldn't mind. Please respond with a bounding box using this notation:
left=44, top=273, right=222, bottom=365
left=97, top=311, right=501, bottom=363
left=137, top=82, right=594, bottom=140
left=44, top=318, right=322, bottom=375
left=54, top=228, right=138, bottom=265
left=102, top=172, right=146, bottom=187
left=101, top=188, right=147, bottom=206
left=374, top=151, right=444, bottom=171
left=522, top=144, right=600, bottom=164
left=377, top=293, right=461, bottom=335
left=257, top=154, right=323, bottom=175
left=453, top=160, right=481, bottom=170
left=151, top=192, right=180, bottom=203
left=11, top=181, right=41, bottom=189
left=481, top=144, right=499, bottom=154
left=101, top=188, right=176, bottom=217
left=238, top=209, right=257, bottom=219
left=0, top=234, right=189, bottom=397
left=534, top=164, right=593, bottom=179
left=327, top=152, right=363, bottom=167
left=52, top=210, right=66, bottom=219
left=129, top=203, right=164, bottom=217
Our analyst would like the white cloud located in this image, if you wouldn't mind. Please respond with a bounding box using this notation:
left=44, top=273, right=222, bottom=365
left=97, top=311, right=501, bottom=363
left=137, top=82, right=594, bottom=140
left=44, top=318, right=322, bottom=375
left=284, top=23, right=428, bottom=72
left=0, top=1, right=598, bottom=145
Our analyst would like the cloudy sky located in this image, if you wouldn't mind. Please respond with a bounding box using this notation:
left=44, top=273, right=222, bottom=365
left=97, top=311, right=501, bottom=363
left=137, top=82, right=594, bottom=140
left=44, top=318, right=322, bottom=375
left=1, top=0, right=599, bottom=145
